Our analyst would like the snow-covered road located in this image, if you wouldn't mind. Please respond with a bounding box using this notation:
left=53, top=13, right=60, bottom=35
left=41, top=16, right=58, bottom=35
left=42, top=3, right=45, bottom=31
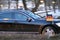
left=0, top=31, right=59, bottom=40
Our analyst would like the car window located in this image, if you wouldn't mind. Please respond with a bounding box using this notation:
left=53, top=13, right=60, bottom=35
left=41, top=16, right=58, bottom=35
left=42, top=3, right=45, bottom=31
left=15, top=13, right=27, bottom=21
left=0, top=11, right=12, bottom=19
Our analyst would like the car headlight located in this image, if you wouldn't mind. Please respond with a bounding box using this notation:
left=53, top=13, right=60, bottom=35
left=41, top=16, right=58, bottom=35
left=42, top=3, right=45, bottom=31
left=56, top=23, right=60, bottom=27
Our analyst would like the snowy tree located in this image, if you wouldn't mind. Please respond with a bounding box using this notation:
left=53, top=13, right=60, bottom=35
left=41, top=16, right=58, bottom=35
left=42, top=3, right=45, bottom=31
left=22, top=0, right=41, bottom=12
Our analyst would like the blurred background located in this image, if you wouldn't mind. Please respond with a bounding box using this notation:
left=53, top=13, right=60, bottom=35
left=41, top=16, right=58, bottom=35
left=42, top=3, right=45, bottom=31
left=0, top=0, right=60, bottom=11
left=0, top=0, right=60, bottom=18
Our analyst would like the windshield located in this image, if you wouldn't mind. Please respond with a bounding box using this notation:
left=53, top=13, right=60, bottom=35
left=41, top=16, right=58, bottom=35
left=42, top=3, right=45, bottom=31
left=26, top=11, right=41, bottom=19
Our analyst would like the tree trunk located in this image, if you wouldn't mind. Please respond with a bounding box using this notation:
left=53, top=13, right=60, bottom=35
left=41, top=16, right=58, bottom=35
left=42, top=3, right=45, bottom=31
left=44, top=0, right=48, bottom=14
left=57, top=0, right=60, bottom=10
left=16, top=0, right=18, bottom=9
left=22, top=0, right=27, bottom=10
left=48, top=1, right=51, bottom=10
left=52, top=0, right=56, bottom=13
left=8, top=0, right=10, bottom=9
left=32, top=0, right=41, bottom=12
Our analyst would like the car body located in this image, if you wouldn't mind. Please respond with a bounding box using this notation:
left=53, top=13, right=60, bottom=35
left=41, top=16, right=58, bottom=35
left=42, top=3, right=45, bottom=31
left=0, top=9, right=51, bottom=25
left=0, top=9, right=60, bottom=34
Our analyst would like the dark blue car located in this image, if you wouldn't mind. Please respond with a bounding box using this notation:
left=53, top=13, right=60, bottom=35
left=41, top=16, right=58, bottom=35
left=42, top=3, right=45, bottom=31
left=0, top=9, right=60, bottom=37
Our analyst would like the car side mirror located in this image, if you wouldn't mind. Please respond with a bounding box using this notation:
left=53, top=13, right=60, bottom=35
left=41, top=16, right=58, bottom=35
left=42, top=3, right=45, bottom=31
left=27, top=18, right=32, bottom=22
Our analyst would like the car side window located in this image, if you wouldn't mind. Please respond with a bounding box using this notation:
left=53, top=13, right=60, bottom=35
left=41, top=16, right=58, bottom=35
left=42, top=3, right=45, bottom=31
left=15, top=13, right=27, bottom=21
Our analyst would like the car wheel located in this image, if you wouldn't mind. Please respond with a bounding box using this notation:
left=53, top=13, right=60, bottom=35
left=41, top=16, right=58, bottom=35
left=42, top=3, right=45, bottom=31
left=41, top=26, right=56, bottom=37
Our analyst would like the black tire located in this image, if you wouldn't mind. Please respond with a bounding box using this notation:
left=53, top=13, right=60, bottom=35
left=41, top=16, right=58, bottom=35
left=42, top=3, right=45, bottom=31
left=41, top=25, right=57, bottom=37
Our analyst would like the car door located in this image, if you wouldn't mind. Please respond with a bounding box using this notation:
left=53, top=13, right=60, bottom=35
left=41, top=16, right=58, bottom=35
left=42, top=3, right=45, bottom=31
left=15, top=12, right=29, bottom=23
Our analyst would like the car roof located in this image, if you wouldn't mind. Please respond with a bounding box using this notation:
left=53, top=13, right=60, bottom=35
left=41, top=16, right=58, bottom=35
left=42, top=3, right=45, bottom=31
left=0, top=9, right=29, bottom=14
left=0, top=9, right=35, bottom=19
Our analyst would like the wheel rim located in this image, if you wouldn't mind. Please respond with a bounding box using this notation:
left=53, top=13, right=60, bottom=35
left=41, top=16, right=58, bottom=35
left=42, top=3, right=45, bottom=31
left=42, top=27, right=56, bottom=37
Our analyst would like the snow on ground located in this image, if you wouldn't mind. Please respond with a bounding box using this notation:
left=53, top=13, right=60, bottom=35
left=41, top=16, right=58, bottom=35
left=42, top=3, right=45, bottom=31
left=0, top=31, right=60, bottom=40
